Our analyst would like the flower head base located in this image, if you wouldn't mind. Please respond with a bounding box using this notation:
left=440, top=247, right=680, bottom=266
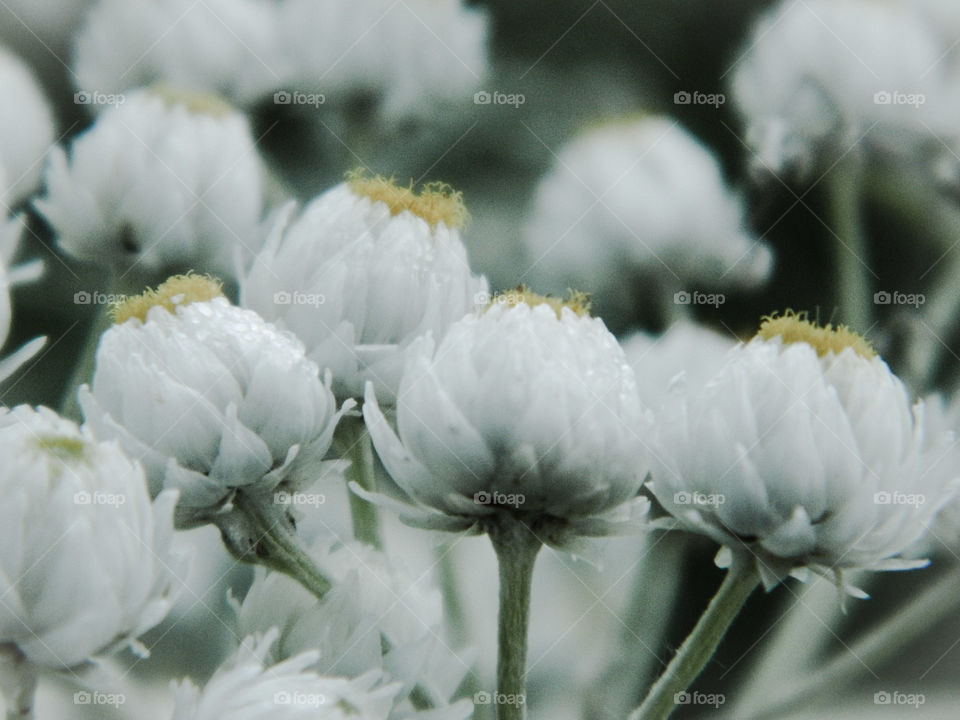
left=111, top=273, right=224, bottom=324
left=0, top=405, right=182, bottom=668
left=360, top=299, right=651, bottom=548
left=648, top=313, right=958, bottom=593
left=757, top=310, right=875, bottom=359
left=346, top=170, right=469, bottom=229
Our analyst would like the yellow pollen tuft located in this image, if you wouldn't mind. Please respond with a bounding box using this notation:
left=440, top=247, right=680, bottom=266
left=346, top=169, right=469, bottom=229
left=35, top=435, right=88, bottom=462
left=148, top=84, right=236, bottom=118
left=111, top=273, right=224, bottom=324
left=757, top=310, right=875, bottom=359
left=487, top=285, right=592, bottom=319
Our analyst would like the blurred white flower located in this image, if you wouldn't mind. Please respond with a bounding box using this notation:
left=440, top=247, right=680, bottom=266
left=276, top=0, right=488, bottom=122
left=0, top=44, right=55, bottom=207
left=0, top=0, right=92, bottom=64
left=242, top=174, right=487, bottom=403
left=79, top=274, right=350, bottom=526
left=649, top=313, right=958, bottom=591
left=171, top=629, right=399, bottom=720
left=35, top=88, right=267, bottom=281
left=522, top=117, right=771, bottom=324
left=361, top=292, right=651, bottom=545
left=74, top=0, right=282, bottom=106
left=0, top=405, right=182, bottom=668
left=732, top=0, right=949, bottom=179
left=235, top=539, right=471, bottom=714
left=621, top=319, right=736, bottom=411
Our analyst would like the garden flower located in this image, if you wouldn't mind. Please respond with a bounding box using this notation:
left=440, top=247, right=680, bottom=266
left=360, top=289, right=651, bottom=545
left=522, top=117, right=771, bottom=324
left=171, top=629, right=399, bottom=720
left=242, top=173, right=488, bottom=403
left=35, top=87, right=267, bottom=282
left=79, top=273, right=350, bottom=527
left=731, top=0, right=949, bottom=180
left=74, top=0, right=282, bottom=107
left=235, top=539, right=471, bottom=715
left=275, top=0, right=488, bottom=123
left=648, top=312, right=958, bottom=592
left=0, top=43, right=55, bottom=207
left=0, top=405, right=182, bottom=668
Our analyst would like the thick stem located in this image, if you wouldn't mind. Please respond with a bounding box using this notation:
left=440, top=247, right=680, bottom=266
left=744, top=569, right=960, bottom=720
left=827, top=152, right=871, bottom=332
left=224, top=490, right=331, bottom=600
left=59, top=301, right=112, bottom=421
left=488, top=519, right=543, bottom=720
left=340, top=416, right=382, bottom=548
left=0, top=646, right=36, bottom=720
left=629, top=552, right=759, bottom=720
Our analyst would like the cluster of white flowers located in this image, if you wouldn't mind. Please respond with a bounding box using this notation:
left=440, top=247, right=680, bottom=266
left=6, top=2, right=960, bottom=718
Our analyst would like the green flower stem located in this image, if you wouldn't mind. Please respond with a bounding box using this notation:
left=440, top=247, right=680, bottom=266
left=225, top=490, right=332, bottom=600
left=488, top=518, right=543, bottom=720
left=827, top=151, right=871, bottom=332
left=745, top=568, right=960, bottom=720
left=339, top=415, right=383, bottom=548
left=629, top=552, right=759, bottom=720
left=58, top=300, right=113, bottom=421
left=1, top=648, right=36, bottom=720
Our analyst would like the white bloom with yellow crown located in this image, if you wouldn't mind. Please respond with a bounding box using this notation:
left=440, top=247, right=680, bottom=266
left=36, top=88, right=266, bottom=281
left=79, top=274, right=350, bottom=526
left=522, top=117, right=771, bottom=323
left=242, top=173, right=488, bottom=403
left=74, top=0, right=282, bottom=106
left=0, top=44, right=55, bottom=207
left=276, top=0, right=488, bottom=122
left=648, top=312, right=958, bottom=591
left=171, top=629, right=399, bottom=720
left=360, top=290, right=651, bottom=545
left=732, top=0, right=949, bottom=179
left=0, top=405, right=182, bottom=668
left=234, top=539, right=471, bottom=714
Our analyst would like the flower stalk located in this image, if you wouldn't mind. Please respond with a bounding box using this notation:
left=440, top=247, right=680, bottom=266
left=339, top=414, right=383, bottom=548
left=488, top=518, right=543, bottom=720
left=629, top=551, right=759, bottom=720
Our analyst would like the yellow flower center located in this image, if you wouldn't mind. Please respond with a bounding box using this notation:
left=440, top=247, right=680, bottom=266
left=487, top=285, right=592, bottom=319
left=111, top=273, right=224, bottom=324
left=148, top=84, right=236, bottom=118
left=347, top=169, right=469, bottom=229
left=35, top=435, right=88, bottom=462
left=757, top=310, right=875, bottom=358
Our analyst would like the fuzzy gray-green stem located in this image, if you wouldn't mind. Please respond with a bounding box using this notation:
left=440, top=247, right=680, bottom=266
left=340, top=415, right=383, bottom=548
left=629, top=552, right=759, bottom=720
left=489, top=519, right=542, bottom=720
left=827, top=152, right=871, bottom=332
